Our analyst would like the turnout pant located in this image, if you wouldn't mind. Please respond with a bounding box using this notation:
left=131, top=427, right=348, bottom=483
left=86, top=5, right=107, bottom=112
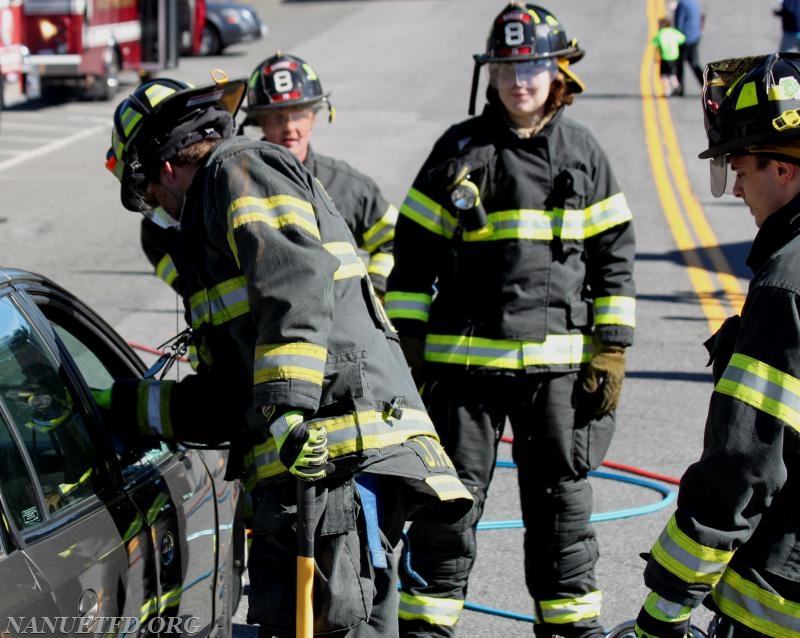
left=398, top=372, right=616, bottom=638
left=248, top=473, right=407, bottom=638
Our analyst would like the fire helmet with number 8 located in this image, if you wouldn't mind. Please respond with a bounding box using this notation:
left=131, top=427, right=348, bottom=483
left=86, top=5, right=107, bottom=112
left=699, top=52, right=800, bottom=197
left=243, top=52, right=334, bottom=123
left=469, top=2, right=585, bottom=114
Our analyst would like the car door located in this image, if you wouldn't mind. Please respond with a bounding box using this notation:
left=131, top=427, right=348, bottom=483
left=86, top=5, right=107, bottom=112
left=0, top=291, right=137, bottom=636
left=21, top=281, right=221, bottom=635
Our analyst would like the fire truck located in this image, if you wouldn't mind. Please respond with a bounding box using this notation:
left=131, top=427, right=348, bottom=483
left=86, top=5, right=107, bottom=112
left=0, top=0, right=202, bottom=106
left=0, top=0, right=25, bottom=107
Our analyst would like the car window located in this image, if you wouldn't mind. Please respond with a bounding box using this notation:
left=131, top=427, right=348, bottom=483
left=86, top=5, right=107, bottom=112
left=0, top=296, right=96, bottom=525
left=0, top=409, right=42, bottom=530
left=46, top=316, right=171, bottom=477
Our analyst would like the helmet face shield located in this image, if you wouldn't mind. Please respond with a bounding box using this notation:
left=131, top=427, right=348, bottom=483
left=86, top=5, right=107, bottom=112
left=488, top=59, right=556, bottom=88
left=709, top=154, right=736, bottom=198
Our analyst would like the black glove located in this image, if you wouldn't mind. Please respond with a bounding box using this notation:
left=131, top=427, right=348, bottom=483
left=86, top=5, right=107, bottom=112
left=270, top=411, right=334, bottom=481
left=634, top=593, right=691, bottom=638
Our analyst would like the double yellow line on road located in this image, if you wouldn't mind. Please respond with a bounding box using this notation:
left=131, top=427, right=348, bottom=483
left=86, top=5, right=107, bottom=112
left=641, top=0, right=745, bottom=334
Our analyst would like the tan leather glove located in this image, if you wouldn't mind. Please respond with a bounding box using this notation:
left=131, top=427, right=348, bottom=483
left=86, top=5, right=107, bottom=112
left=399, top=335, right=426, bottom=385
left=582, top=342, right=626, bottom=415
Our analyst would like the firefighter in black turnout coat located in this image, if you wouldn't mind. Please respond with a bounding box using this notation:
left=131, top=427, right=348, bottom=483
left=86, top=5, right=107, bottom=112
left=385, top=4, right=636, bottom=638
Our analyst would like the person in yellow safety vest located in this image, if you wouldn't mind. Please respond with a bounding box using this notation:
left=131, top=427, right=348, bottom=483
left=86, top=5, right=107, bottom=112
left=139, top=52, right=398, bottom=303
left=385, top=4, right=636, bottom=638
left=101, top=74, right=473, bottom=637
left=635, top=52, right=800, bottom=638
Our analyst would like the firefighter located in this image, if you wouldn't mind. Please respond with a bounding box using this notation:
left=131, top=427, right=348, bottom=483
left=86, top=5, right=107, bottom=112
left=635, top=52, right=800, bottom=638
left=102, top=74, right=473, bottom=637
left=385, top=4, right=636, bottom=638
left=139, top=52, right=398, bottom=300
left=241, top=52, right=397, bottom=297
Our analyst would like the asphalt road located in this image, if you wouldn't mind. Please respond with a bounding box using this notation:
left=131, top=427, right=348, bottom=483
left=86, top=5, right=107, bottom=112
left=0, top=0, right=783, bottom=635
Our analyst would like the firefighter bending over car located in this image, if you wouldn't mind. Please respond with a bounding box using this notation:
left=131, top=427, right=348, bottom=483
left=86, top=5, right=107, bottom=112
left=635, top=53, right=800, bottom=638
left=100, top=74, right=472, bottom=637
left=385, top=4, right=636, bottom=638
left=140, top=52, right=398, bottom=303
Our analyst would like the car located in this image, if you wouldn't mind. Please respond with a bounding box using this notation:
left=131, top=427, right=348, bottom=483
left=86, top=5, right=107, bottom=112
left=0, top=268, right=246, bottom=637
left=199, top=1, right=267, bottom=56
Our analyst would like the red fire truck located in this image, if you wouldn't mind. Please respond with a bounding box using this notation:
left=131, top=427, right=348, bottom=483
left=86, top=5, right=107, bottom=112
left=0, top=0, right=25, bottom=107
left=0, top=0, right=202, bottom=106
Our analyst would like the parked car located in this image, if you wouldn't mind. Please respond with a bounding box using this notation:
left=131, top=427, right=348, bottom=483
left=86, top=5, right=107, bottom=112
left=200, top=1, right=267, bottom=56
left=0, top=268, right=246, bottom=637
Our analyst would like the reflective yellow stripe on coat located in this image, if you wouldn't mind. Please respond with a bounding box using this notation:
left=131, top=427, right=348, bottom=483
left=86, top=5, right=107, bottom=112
left=712, top=567, right=800, bottom=638
left=716, top=353, right=800, bottom=434
left=424, top=333, right=593, bottom=369
left=650, top=514, right=733, bottom=587
left=243, top=408, right=437, bottom=489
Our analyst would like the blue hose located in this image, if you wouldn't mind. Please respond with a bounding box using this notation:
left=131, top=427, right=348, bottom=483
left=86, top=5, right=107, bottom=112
left=466, top=462, right=676, bottom=622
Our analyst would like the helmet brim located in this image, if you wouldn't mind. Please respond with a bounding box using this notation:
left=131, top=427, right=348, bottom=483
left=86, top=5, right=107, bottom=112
left=242, top=93, right=330, bottom=113
left=475, top=45, right=585, bottom=66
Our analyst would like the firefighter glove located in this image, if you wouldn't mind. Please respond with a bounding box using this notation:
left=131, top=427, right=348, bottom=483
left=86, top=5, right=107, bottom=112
left=582, top=341, right=626, bottom=415
left=91, top=388, right=113, bottom=410
left=634, top=592, right=691, bottom=638
left=270, top=411, right=333, bottom=481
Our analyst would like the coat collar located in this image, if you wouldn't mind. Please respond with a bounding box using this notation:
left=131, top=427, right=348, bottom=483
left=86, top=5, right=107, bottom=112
left=747, top=190, right=800, bottom=272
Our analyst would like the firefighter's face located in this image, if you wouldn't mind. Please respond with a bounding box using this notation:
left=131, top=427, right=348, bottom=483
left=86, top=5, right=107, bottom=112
left=147, top=161, right=195, bottom=220
left=490, top=60, right=554, bottom=127
left=730, top=154, right=798, bottom=228
left=257, top=106, right=317, bottom=163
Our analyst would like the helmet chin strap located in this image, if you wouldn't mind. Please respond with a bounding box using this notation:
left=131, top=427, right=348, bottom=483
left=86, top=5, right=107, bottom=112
left=468, top=58, right=483, bottom=116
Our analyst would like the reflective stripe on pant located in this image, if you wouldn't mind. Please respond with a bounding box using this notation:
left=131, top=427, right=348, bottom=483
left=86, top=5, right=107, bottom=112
left=398, top=372, right=612, bottom=638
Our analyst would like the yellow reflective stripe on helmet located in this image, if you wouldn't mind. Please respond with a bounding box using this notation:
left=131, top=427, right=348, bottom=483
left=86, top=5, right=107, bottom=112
left=155, top=254, right=178, bottom=288
left=325, top=241, right=368, bottom=280
left=368, top=252, right=395, bottom=278
left=120, top=105, right=143, bottom=139
left=385, top=291, right=432, bottom=322
left=538, top=590, right=602, bottom=624
left=594, top=295, right=636, bottom=327
left=425, top=333, right=592, bottom=369
left=244, top=409, right=438, bottom=486
left=650, top=515, right=733, bottom=586
left=735, top=81, right=759, bottom=110
left=712, top=567, right=800, bottom=637
left=398, top=592, right=464, bottom=626
left=716, top=353, right=800, bottom=433
left=144, top=82, right=178, bottom=107
left=400, top=188, right=458, bottom=238
left=253, top=342, right=327, bottom=386
left=227, top=194, right=321, bottom=264
left=362, top=204, right=398, bottom=253
left=137, top=380, right=173, bottom=438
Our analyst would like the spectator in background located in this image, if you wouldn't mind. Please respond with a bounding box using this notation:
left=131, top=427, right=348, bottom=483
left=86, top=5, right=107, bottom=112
left=652, top=16, right=686, bottom=97
left=776, top=0, right=800, bottom=52
left=673, top=0, right=705, bottom=95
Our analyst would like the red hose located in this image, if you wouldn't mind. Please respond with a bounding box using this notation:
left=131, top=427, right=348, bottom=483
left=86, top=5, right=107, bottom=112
left=499, top=435, right=681, bottom=485
left=128, top=342, right=190, bottom=364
